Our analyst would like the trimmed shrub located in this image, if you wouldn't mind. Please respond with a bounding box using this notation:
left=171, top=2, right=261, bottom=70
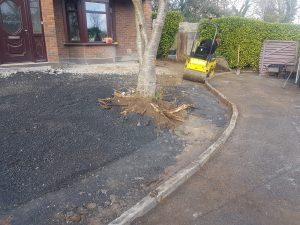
left=199, top=17, right=300, bottom=70
left=154, top=11, right=184, bottom=58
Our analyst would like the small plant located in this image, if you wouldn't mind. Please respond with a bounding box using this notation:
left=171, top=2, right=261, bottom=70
left=154, top=90, right=163, bottom=101
left=154, top=11, right=184, bottom=58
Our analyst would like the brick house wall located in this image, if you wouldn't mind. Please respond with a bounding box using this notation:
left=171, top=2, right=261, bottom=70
left=143, top=0, right=152, bottom=35
left=40, top=0, right=152, bottom=64
left=40, top=0, right=60, bottom=62
left=114, top=0, right=137, bottom=61
left=53, top=0, right=69, bottom=61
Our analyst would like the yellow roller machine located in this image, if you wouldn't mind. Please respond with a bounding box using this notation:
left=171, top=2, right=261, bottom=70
left=183, top=22, right=218, bottom=83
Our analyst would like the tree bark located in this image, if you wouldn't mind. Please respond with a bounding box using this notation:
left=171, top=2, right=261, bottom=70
left=132, top=0, right=169, bottom=97
left=132, top=0, right=149, bottom=50
left=135, top=12, right=144, bottom=64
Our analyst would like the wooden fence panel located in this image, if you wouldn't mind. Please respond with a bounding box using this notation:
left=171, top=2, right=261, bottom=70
left=259, top=40, right=298, bottom=75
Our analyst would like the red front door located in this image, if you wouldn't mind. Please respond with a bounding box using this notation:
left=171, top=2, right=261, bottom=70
left=0, top=0, right=32, bottom=63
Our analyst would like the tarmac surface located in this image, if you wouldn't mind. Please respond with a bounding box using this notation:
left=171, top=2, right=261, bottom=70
left=0, top=72, right=157, bottom=210
left=134, top=73, right=300, bottom=225
left=0, top=71, right=227, bottom=225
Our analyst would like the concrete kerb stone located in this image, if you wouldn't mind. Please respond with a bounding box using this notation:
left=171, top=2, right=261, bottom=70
left=108, top=77, right=239, bottom=225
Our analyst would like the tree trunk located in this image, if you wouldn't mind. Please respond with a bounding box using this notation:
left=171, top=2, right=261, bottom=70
left=133, top=0, right=169, bottom=97
left=137, top=52, right=157, bottom=96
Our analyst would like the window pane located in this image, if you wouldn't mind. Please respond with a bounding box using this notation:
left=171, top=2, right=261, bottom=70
left=85, top=2, right=106, bottom=12
left=86, top=13, right=107, bottom=42
left=68, top=12, right=80, bottom=41
left=29, top=0, right=42, bottom=34
left=0, top=0, right=21, bottom=34
left=29, top=0, right=39, bottom=8
left=66, top=1, right=76, bottom=11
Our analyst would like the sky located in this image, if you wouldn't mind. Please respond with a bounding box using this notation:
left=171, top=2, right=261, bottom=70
left=233, top=0, right=300, bottom=24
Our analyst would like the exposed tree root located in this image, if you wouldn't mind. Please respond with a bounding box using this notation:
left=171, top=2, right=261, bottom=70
left=98, top=91, right=192, bottom=128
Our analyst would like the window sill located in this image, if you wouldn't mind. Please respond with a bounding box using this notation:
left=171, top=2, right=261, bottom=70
left=64, top=42, right=118, bottom=46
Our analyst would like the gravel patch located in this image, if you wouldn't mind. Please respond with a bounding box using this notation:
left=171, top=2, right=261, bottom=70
left=0, top=65, right=228, bottom=225
left=0, top=66, right=52, bottom=78
left=0, top=62, right=183, bottom=79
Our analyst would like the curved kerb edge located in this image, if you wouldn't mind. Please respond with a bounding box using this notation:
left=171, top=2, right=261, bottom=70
left=108, top=79, right=239, bottom=225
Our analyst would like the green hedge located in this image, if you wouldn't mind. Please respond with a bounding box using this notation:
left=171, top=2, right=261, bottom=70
left=154, top=11, right=184, bottom=58
left=199, top=17, right=300, bottom=70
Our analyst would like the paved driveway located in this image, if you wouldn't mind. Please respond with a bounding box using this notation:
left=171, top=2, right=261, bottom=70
left=134, top=73, right=300, bottom=225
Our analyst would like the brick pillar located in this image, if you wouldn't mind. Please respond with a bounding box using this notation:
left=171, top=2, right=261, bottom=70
left=143, top=0, right=152, bottom=35
left=40, top=0, right=60, bottom=63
